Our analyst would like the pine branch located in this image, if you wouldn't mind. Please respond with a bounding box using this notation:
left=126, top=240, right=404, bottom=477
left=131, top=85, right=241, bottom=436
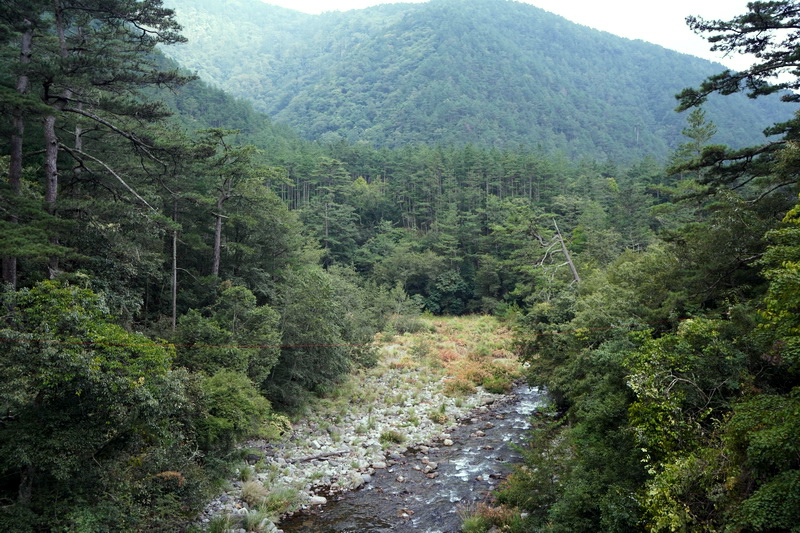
left=59, top=144, right=157, bottom=213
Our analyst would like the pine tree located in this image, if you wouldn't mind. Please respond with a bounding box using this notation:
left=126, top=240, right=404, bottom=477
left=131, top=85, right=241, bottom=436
left=1, top=0, right=190, bottom=282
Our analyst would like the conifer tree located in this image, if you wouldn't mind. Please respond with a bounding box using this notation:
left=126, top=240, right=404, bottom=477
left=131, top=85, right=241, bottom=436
left=676, top=1, right=800, bottom=197
left=1, top=0, right=190, bottom=282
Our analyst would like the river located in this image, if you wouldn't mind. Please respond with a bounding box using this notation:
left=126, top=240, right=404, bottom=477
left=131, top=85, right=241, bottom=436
left=278, top=385, right=545, bottom=533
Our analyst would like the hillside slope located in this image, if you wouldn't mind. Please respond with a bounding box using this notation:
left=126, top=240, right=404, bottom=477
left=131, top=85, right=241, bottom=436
left=162, top=0, right=794, bottom=160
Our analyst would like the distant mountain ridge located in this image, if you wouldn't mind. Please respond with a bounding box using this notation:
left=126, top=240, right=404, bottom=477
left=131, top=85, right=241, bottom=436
left=162, top=0, right=795, bottom=161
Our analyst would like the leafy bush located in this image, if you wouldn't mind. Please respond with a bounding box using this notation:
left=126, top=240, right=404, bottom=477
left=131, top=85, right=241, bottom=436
left=452, top=359, right=490, bottom=385
left=175, top=284, right=282, bottom=387
left=196, top=370, right=273, bottom=452
left=379, top=429, right=406, bottom=445
left=393, top=314, right=435, bottom=334
left=409, top=337, right=434, bottom=359
left=482, top=375, right=513, bottom=394
left=428, top=409, right=449, bottom=424
left=0, top=281, right=208, bottom=532
left=443, top=377, right=477, bottom=396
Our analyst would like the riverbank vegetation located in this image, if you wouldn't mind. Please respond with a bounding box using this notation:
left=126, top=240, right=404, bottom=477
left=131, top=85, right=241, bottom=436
left=196, top=314, right=520, bottom=531
left=1, top=1, right=798, bottom=532
left=460, top=3, right=800, bottom=532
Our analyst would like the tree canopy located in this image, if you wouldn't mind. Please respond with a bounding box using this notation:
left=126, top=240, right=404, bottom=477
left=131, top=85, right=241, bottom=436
left=2, top=1, right=800, bottom=531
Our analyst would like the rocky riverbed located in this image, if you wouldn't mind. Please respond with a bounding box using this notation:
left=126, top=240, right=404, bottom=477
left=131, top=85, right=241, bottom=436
left=279, top=383, right=544, bottom=533
left=195, top=319, right=525, bottom=533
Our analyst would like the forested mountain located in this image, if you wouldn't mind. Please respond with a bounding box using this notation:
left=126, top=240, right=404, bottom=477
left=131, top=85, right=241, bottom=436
left=2, top=1, right=800, bottom=532
left=161, top=0, right=791, bottom=161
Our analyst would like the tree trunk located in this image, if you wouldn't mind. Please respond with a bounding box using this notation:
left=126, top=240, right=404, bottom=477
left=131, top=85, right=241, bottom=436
left=43, top=0, right=71, bottom=278
left=72, top=29, right=84, bottom=175
left=553, top=219, right=580, bottom=283
left=212, top=191, right=228, bottom=277
left=43, top=114, right=60, bottom=278
left=18, top=464, right=34, bottom=505
left=1, top=257, right=17, bottom=290
left=172, top=201, right=178, bottom=332
left=9, top=25, right=31, bottom=194
left=43, top=115, right=59, bottom=211
left=212, top=178, right=232, bottom=277
left=3, top=22, right=33, bottom=288
left=212, top=211, right=222, bottom=277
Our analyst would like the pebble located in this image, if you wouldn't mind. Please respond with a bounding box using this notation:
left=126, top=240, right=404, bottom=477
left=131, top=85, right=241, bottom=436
left=193, top=353, right=511, bottom=531
left=308, top=495, right=327, bottom=506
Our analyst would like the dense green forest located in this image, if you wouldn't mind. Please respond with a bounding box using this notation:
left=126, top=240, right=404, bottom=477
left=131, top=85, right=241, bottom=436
left=1, top=0, right=799, bottom=532
left=490, top=4, right=800, bottom=532
left=162, top=0, right=791, bottom=161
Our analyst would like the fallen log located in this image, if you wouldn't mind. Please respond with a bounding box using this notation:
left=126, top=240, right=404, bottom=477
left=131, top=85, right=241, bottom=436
left=288, top=449, right=350, bottom=464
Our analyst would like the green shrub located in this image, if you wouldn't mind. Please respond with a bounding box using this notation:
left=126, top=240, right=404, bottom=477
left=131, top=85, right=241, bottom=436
left=443, top=377, right=477, bottom=396
left=241, top=509, right=270, bottom=532
left=394, top=315, right=434, bottom=334
left=483, top=375, right=513, bottom=394
left=0, top=281, right=210, bottom=532
left=197, top=370, right=273, bottom=452
left=262, top=486, right=302, bottom=516
left=461, top=515, right=491, bottom=533
left=428, top=408, right=448, bottom=424
left=208, top=514, right=235, bottom=533
left=239, top=466, right=255, bottom=482
left=379, top=429, right=406, bottom=445
left=410, top=337, right=434, bottom=358
left=241, top=481, right=269, bottom=508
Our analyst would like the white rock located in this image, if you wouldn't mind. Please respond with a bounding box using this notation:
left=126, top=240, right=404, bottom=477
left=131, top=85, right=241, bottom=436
left=423, top=462, right=438, bottom=473
left=309, top=495, right=327, bottom=506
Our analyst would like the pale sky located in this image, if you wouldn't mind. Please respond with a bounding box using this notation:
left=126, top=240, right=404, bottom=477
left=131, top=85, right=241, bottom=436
left=261, top=0, right=754, bottom=70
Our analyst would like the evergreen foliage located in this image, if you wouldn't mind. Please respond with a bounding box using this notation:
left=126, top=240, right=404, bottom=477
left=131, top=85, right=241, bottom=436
left=1, top=0, right=800, bottom=531
left=498, top=3, right=800, bottom=532
left=162, top=0, right=791, bottom=161
left=0, top=281, right=205, bottom=531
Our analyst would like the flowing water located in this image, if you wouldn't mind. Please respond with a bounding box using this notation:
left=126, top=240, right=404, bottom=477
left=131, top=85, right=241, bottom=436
left=279, top=385, right=545, bottom=533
